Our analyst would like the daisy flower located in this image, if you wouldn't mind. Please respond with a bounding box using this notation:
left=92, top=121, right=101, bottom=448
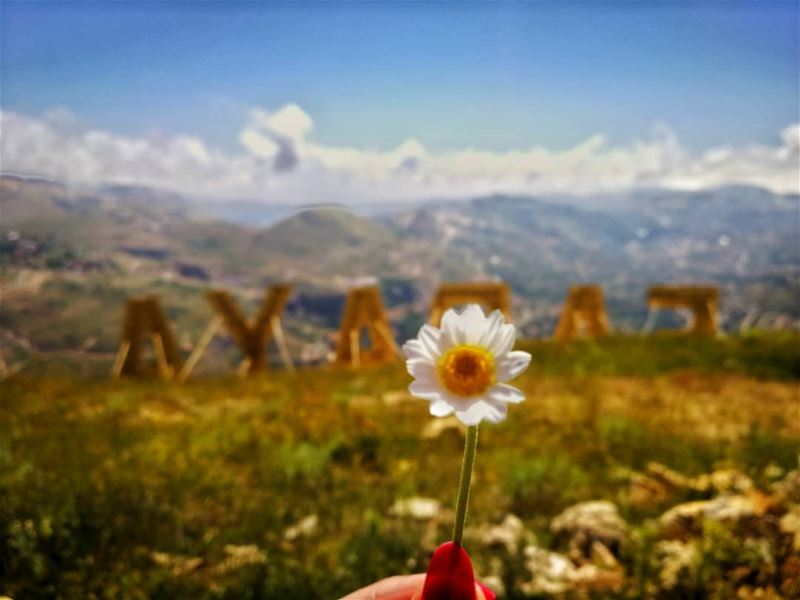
left=402, top=304, right=531, bottom=426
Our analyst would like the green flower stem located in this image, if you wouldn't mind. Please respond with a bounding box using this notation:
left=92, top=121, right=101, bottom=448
left=452, top=424, right=479, bottom=546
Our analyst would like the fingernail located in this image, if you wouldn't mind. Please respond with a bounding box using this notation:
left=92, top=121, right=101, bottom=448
left=421, top=542, right=477, bottom=600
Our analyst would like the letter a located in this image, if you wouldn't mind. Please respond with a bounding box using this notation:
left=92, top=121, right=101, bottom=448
left=112, top=295, right=184, bottom=378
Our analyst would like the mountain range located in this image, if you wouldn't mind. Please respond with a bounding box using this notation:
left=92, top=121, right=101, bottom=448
left=1, top=174, right=797, bottom=373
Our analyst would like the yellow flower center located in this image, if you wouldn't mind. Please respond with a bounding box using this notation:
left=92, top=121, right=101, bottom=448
left=437, top=344, right=496, bottom=398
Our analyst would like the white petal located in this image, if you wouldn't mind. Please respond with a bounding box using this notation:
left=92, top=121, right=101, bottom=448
left=438, top=390, right=474, bottom=412
left=479, top=310, right=505, bottom=349
left=496, top=351, right=532, bottom=381
left=481, top=401, right=508, bottom=423
left=409, top=380, right=443, bottom=401
left=440, top=308, right=465, bottom=346
left=460, top=304, right=488, bottom=345
left=455, top=399, right=507, bottom=425
left=402, top=339, right=432, bottom=362
left=430, top=400, right=455, bottom=417
left=487, top=383, right=525, bottom=404
left=417, top=324, right=442, bottom=359
left=406, top=358, right=437, bottom=381
left=489, top=323, right=516, bottom=356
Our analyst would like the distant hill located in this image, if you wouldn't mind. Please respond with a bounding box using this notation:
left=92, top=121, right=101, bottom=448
left=387, top=188, right=799, bottom=333
left=388, top=195, right=633, bottom=298
left=1, top=175, right=797, bottom=367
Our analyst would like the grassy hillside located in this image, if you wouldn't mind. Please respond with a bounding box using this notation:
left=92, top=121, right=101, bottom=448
left=2, top=336, right=799, bottom=599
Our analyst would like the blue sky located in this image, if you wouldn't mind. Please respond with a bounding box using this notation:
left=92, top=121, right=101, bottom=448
left=3, top=1, right=798, bottom=152
left=1, top=1, right=798, bottom=201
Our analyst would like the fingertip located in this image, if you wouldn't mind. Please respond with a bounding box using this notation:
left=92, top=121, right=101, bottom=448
left=339, top=574, right=425, bottom=600
left=376, top=574, right=426, bottom=600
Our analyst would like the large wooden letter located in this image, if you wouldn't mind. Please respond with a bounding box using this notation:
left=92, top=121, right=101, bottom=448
left=112, top=295, right=184, bottom=378
left=644, top=285, right=719, bottom=337
left=334, top=286, right=400, bottom=367
left=554, top=285, right=612, bottom=340
left=203, top=284, right=294, bottom=376
left=428, top=282, right=511, bottom=326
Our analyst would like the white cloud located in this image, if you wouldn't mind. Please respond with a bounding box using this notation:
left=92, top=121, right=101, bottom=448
left=238, top=128, right=279, bottom=159
left=1, top=105, right=797, bottom=203
left=251, top=104, right=313, bottom=142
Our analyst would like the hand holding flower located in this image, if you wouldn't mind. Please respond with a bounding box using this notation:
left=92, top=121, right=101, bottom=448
left=406, top=305, right=530, bottom=598
left=341, top=305, right=529, bottom=600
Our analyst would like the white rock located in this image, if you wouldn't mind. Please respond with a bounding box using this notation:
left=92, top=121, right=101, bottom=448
left=656, top=540, right=699, bottom=590
left=521, top=545, right=575, bottom=595
left=551, top=500, right=628, bottom=555
left=284, top=514, right=319, bottom=541
left=779, top=506, right=800, bottom=551
left=520, top=543, right=623, bottom=594
left=524, top=544, right=574, bottom=578
left=215, top=544, right=267, bottom=574
left=390, top=497, right=440, bottom=520
left=659, top=493, right=768, bottom=536
left=701, top=469, right=754, bottom=494
left=474, top=514, right=528, bottom=553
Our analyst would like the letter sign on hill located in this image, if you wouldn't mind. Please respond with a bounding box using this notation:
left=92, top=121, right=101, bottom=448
left=645, top=285, right=720, bottom=337
left=554, top=285, right=612, bottom=341
left=112, top=295, right=184, bottom=378
left=335, top=286, right=399, bottom=367
left=428, top=282, right=511, bottom=327
left=203, top=284, right=294, bottom=376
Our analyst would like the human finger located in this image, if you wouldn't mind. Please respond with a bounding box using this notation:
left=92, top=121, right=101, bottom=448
left=339, top=574, right=426, bottom=600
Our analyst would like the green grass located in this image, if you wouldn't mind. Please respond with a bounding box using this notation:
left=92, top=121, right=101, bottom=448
left=518, top=332, right=800, bottom=380
left=1, top=336, right=799, bottom=599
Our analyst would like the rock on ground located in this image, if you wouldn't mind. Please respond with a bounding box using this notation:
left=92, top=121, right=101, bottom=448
left=550, top=500, right=628, bottom=558
left=659, top=492, right=773, bottom=539
left=469, top=514, right=531, bottom=554
left=389, top=497, right=440, bottom=520
left=520, top=544, right=623, bottom=595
